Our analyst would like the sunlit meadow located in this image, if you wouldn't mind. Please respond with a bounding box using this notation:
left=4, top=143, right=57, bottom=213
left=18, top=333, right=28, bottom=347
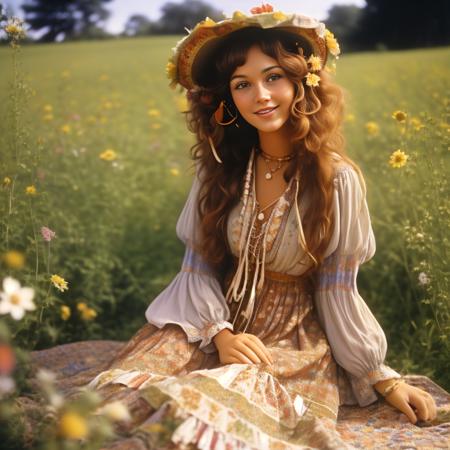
left=0, top=18, right=449, bottom=448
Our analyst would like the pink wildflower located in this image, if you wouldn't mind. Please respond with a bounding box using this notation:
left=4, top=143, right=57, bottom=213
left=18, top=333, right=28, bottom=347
left=41, top=226, right=56, bottom=242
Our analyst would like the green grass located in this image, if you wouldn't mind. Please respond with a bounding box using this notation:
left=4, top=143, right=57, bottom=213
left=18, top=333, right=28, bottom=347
left=0, top=37, right=449, bottom=391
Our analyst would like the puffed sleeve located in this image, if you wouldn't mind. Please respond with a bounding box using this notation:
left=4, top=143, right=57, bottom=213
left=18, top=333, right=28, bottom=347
left=144, top=165, right=234, bottom=353
left=314, top=165, right=401, bottom=406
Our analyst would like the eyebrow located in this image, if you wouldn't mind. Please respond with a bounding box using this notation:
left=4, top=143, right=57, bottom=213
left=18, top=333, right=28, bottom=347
left=230, top=65, right=282, bottom=82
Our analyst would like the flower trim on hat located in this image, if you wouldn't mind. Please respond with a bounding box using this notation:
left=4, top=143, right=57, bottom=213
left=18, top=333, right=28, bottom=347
left=167, top=4, right=341, bottom=90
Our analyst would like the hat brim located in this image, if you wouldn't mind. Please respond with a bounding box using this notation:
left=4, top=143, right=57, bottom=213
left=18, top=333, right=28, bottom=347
left=173, top=13, right=328, bottom=90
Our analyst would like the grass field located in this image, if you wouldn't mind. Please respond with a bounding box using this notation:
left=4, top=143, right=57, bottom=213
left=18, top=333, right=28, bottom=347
left=0, top=36, right=449, bottom=397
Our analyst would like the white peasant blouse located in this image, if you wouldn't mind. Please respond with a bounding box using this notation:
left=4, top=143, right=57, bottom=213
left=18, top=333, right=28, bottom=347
left=145, top=156, right=401, bottom=406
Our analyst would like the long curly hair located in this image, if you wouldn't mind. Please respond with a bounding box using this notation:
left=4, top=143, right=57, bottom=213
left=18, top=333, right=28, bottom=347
left=184, top=27, right=364, bottom=282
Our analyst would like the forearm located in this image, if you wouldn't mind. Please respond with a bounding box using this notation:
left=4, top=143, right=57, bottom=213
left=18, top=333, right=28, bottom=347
left=213, top=328, right=234, bottom=350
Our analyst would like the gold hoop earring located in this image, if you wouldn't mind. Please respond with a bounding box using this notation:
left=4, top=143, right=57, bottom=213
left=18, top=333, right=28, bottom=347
left=207, top=135, right=223, bottom=164
left=213, top=100, right=238, bottom=126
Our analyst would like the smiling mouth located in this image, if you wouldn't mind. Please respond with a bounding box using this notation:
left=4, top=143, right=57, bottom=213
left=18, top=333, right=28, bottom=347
left=254, top=106, right=279, bottom=115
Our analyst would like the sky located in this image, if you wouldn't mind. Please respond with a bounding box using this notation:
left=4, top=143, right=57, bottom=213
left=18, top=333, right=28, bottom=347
left=3, top=0, right=366, bottom=35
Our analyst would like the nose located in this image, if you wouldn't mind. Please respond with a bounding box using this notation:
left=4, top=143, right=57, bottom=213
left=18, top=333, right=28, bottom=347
left=255, top=82, right=271, bottom=103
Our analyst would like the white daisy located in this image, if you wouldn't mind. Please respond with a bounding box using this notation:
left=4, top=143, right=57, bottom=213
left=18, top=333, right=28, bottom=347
left=0, top=277, right=36, bottom=320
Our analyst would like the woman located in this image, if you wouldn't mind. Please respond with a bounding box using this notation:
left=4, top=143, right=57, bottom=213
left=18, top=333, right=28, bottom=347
left=87, top=5, right=437, bottom=449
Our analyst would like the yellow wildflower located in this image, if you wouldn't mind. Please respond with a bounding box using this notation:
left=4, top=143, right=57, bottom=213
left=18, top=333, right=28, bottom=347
left=81, top=307, right=97, bottom=321
left=307, top=55, right=322, bottom=72
left=25, top=185, right=37, bottom=195
left=273, top=11, right=287, bottom=21
left=43, top=104, right=53, bottom=113
left=392, top=110, right=407, bottom=123
left=77, top=302, right=87, bottom=312
left=305, top=73, right=320, bottom=87
left=170, top=168, right=180, bottom=176
left=51, top=274, right=69, bottom=292
left=151, top=123, right=161, bottom=130
left=3, top=177, right=12, bottom=187
left=325, top=29, right=340, bottom=56
left=2, top=250, right=25, bottom=270
left=345, top=114, right=355, bottom=123
left=410, top=117, right=424, bottom=131
left=43, top=114, right=54, bottom=121
left=60, top=124, right=71, bottom=134
left=58, top=412, right=88, bottom=440
left=166, top=61, right=176, bottom=81
left=389, top=149, right=409, bottom=168
left=4, top=18, right=26, bottom=41
left=232, top=11, right=247, bottom=20
left=60, top=305, right=71, bottom=321
left=99, top=149, right=117, bottom=161
left=102, top=101, right=113, bottom=109
left=147, top=109, right=161, bottom=118
left=365, top=121, right=379, bottom=135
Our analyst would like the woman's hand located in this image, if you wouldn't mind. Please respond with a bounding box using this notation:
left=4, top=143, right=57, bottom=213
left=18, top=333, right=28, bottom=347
left=380, top=381, right=437, bottom=424
left=213, top=329, right=273, bottom=366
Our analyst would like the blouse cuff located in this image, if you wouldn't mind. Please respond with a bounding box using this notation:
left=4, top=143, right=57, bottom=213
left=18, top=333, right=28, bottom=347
left=182, top=320, right=234, bottom=354
left=347, top=363, right=402, bottom=406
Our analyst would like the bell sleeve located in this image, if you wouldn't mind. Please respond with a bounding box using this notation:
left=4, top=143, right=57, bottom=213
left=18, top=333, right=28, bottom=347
left=314, top=165, right=402, bottom=406
left=144, top=166, right=234, bottom=354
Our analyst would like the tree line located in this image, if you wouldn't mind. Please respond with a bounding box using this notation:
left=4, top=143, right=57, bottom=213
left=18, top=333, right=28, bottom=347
left=1, top=0, right=449, bottom=51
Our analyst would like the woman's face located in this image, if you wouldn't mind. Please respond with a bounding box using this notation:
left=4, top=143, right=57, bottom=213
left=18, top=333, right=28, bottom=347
left=229, top=45, right=295, bottom=134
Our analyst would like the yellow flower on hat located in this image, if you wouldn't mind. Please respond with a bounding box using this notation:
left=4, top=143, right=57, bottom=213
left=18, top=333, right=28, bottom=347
left=273, top=11, right=287, bottom=21
left=325, top=29, right=340, bottom=56
left=389, top=149, right=409, bottom=168
left=305, top=73, right=320, bottom=87
left=166, top=61, right=176, bottom=81
left=201, top=17, right=216, bottom=27
left=232, top=11, right=247, bottom=20
left=307, top=55, right=322, bottom=71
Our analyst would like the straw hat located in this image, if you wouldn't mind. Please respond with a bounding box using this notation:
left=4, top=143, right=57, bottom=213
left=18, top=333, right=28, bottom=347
left=166, top=4, right=341, bottom=90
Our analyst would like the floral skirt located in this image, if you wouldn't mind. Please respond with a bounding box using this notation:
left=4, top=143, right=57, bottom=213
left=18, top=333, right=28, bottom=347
left=85, top=274, right=355, bottom=449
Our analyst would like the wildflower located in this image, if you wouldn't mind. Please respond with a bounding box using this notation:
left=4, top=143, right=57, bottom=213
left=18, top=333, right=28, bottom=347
left=0, top=375, right=15, bottom=397
left=389, top=149, right=409, bottom=168
left=151, top=123, right=161, bottom=130
left=324, top=29, right=340, bottom=56
left=41, top=226, right=56, bottom=242
left=410, top=117, right=424, bottom=131
left=345, top=114, right=355, bottom=123
left=3, top=177, right=12, bottom=188
left=170, top=168, right=180, bottom=176
left=305, top=73, right=320, bottom=87
left=50, top=274, right=69, bottom=292
left=99, top=149, right=117, bottom=161
left=58, top=411, right=89, bottom=440
left=392, top=110, right=407, bottom=123
left=98, top=401, right=131, bottom=422
left=147, top=109, right=161, bottom=118
left=166, top=61, right=176, bottom=81
left=48, top=392, right=65, bottom=410
left=418, top=272, right=430, bottom=286
left=307, top=55, right=322, bottom=72
left=250, top=4, right=274, bottom=14
left=81, top=307, right=97, bottom=321
left=0, top=277, right=36, bottom=320
left=60, top=305, right=71, bottom=321
left=43, top=104, right=53, bottom=113
left=3, top=17, right=26, bottom=42
left=232, top=11, right=247, bottom=20
left=60, top=124, right=71, bottom=134
left=36, top=368, right=57, bottom=384
left=77, top=302, right=87, bottom=312
left=0, top=344, right=16, bottom=375
left=201, top=17, right=216, bottom=27
left=43, top=114, right=54, bottom=121
left=272, top=11, right=287, bottom=21
left=25, top=185, right=37, bottom=195
left=365, top=121, right=379, bottom=135
left=2, top=250, right=25, bottom=270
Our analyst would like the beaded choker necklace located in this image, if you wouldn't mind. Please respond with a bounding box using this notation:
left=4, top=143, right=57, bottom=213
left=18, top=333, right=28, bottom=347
left=257, top=147, right=295, bottom=180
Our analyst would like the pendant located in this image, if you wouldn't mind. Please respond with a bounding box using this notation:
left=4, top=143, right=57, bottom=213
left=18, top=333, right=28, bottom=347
left=265, top=172, right=272, bottom=180
left=257, top=212, right=265, bottom=221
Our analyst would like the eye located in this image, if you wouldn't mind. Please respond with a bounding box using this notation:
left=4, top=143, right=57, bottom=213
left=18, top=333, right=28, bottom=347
left=233, top=81, right=249, bottom=90
left=267, top=73, right=282, bottom=82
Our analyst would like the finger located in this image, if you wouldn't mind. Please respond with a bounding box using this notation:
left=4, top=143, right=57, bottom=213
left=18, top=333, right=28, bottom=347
left=410, top=392, right=429, bottom=422
left=230, top=349, right=255, bottom=365
left=397, top=398, right=418, bottom=424
left=234, top=342, right=262, bottom=364
left=246, top=334, right=274, bottom=364
left=421, top=393, right=437, bottom=420
left=242, top=337, right=272, bottom=365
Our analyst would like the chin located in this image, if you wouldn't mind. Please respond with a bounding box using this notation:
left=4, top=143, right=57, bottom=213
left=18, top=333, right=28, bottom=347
left=250, top=120, right=287, bottom=134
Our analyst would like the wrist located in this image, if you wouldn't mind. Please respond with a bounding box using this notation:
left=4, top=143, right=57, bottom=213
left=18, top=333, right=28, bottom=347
left=213, top=328, right=233, bottom=347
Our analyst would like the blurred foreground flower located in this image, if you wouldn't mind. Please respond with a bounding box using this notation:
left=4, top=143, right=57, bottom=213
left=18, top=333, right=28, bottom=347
left=3, top=176, right=12, bottom=188
left=99, top=149, right=117, bottom=161
left=389, top=149, right=409, bottom=168
left=25, top=185, right=37, bottom=195
left=41, top=226, right=56, bottom=242
left=365, top=121, right=379, bottom=135
left=170, top=168, right=180, bottom=176
left=58, top=411, right=89, bottom=440
left=3, top=17, right=26, bottom=43
left=60, top=124, right=72, bottom=134
left=81, top=307, right=97, bottom=321
left=418, top=272, right=431, bottom=286
left=51, top=274, right=69, bottom=292
left=0, top=276, right=36, bottom=320
left=147, top=108, right=161, bottom=118
left=392, top=110, right=407, bottom=123
left=2, top=250, right=25, bottom=269
left=0, top=375, right=16, bottom=397
left=0, top=343, right=16, bottom=375
left=60, top=305, right=71, bottom=321
left=98, top=401, right=131, bottom=422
